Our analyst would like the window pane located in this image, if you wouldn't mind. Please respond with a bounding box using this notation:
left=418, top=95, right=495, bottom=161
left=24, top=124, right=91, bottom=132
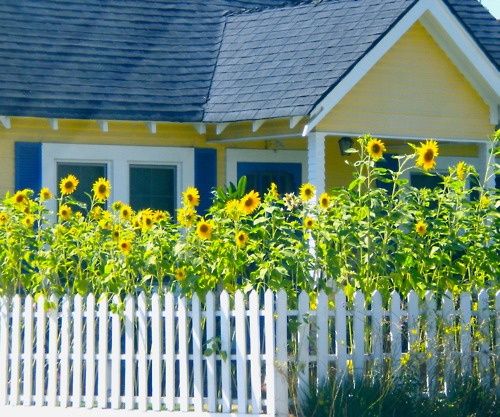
left=129, top=165, right=176, bottom=214
left=57, top=163, right=107, bottom=211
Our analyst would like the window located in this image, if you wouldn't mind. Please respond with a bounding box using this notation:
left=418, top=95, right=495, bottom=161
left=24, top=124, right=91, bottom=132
left=129, top=165, right=176, bottom=213
left=42, top=144, right=194, bottom=216
left=226, top=149, right=307, bottom=194
left=57, top=163, right=107, bottom=211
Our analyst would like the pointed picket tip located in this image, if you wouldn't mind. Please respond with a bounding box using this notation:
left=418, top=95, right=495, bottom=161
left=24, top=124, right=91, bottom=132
left=298, top=291, right=309, bottom=304
left=249, top=290, right=259, bottom=304
left=86, top=293, right=95, bottom=303
left=354, top=290, right=365, bottom=304
left=220, top=290, right=230, bottom=301
left=478, top=288, right=488, bottom=298
left=205, top=291, right=215, bottom=306
left=192, top=292, right=200, bottom=305
left=318, top=291, right=328, bottom=305
left=277, top=288, right=287, bottom=299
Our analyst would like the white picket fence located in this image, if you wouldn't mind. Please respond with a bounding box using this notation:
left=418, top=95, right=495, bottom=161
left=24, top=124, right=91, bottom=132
left=0, top=289, right=498, bottom=417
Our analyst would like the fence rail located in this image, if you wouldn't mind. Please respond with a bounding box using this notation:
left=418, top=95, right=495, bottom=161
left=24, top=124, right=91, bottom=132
left=0, top=289, right=498, bottom=416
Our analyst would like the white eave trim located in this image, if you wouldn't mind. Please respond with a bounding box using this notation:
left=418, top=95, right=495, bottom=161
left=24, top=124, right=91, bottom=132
left=192, top=123, right=206, bottom=135
left=98, top=120, right=109, bottom=133
left=146, top=121, right=157, bottom=134
left=0, top=116, right=11, bottom=129
left=303, top=0, right=500, bottom=136
left=289, top=116, right=303, bottom=129
left=216, top=123, right=229, bottom=135
left=49, top=118, right=58, bottom=130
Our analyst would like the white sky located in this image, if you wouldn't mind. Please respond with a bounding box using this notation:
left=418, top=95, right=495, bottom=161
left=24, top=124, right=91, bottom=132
left=480, top=0, right=500, bottom=18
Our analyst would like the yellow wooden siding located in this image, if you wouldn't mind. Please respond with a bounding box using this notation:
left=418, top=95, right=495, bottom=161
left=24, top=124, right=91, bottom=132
left=324, top=136, right=479, bottom=191
left=317, top=22, right=494, bottom=140
left=0, top=117, right=306, bottom=196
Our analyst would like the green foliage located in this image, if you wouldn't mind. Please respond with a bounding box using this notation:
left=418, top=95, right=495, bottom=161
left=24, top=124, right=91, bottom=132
left=0, top=132, right=498, bottom=300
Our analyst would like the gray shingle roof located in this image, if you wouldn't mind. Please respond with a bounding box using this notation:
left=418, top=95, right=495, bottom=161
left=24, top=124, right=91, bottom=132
left=0, top=0, right=497, bottom=123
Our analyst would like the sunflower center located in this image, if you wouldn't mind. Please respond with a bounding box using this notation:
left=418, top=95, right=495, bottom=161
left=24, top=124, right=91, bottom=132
left=245, top=198, right=254, bottom=207
left=305, top=189, right=312, bottom=196
left=200, top=224, right=209, bottom=233
left=371, top=144, right=380, bottom=153
left=64, top=181, right=73, bottom=189
left=423, top=149, right=434, bottom=162
left=98, top=184, right=107, bottom=193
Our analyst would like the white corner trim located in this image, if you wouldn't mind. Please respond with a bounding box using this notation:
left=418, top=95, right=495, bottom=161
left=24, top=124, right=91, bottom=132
left=41, top=143, right=195, bottom=214
left=306, top=0, right=500, bottom=134
left=146, top=121, right=157, bottom=134
left=49, top=118, right=59, bottom=130
left=98, top=120, right=109, bottom=133
left=290, top=116, right=303, bottom=129
left=225, top=148, right=307, bottom=187
left=216, top=123, right=229, bottom=135
left=192, top=123, right=206, bottom=135
left=252, top=120, right=265, bottom=132
left=0, top=116, right=11, bottom=129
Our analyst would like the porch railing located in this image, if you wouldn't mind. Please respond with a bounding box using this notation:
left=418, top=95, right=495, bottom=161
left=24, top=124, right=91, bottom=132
left=0, top=289, right=498, bottom=416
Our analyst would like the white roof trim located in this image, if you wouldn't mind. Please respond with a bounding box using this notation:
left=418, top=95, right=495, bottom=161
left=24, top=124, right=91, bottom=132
left=49, top=118, right=58, bottom=130
left=0, top=116, right=11, bottom=129
left=146, top=121, right=157, bottom=134
left=98, top=120, right=109, bottom=133
left=252, top=119, right=265, bottom=132
left=192, top=123, right=206, bottom=135
left=303, top=0, right=500, bottom=136
left=216, top=123, right=229, bottom=135
left=289, top=116, right=303, bottom=129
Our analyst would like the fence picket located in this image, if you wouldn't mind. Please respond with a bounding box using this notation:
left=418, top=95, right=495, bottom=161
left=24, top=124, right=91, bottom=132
left=316, top=291, right=329, bottom=385
left=477, top=289, right=490, bottom=387
left=335, top=290, right=347, bottom=382
left=425, top=292, right=437, bottom=397
left=60, top=296, right=71, bottom=407
left=264, top=290, right=276, bottom=416
left=460, top=293, right=472, bottom=377
left=249, top=291, right=261, bottom=414
left=220, top=291, right=231, bottom=413
left=47, top=295, right=59, bottom=407
left=192, top=293, right=203, bottom=413
left=35, top=295, right=46, bottom=407
left=178, top=296, right=189, bottom=412
left=442, top=291, right=455, bottom=395
left=205, top=292, right=217, bottom=413
left=407, top=291, right=419, bottom=352
left=137, top=293, right=148, bottom=411
left=371, top=291, right=383, bottom=379
left=110, top=295, right=121, bottom=409
left=164, top=292, right=175, bottom=411
left=10, top=295, right=21, bottom=405
left=390, top=291, right=402, bottom=375
left=0, top=296, right=7, bottom=406
left=22, top=295, right=34, bottom=406
left=297, top=291, right=309, bottom=402
left=85, top=294, right=96, bottom=409
left=97, top=297, right=109, bottom=409
left=353, top=291, right=365, bottom=383
left=235, top=291, right=248, bottom=414
left=73, top=295, right=84, bottom=407
left=275, top=289, right=288, bottom=417
left=151, top=293, right=162, bottom=411
left=124, top=295, right=135, bottom=410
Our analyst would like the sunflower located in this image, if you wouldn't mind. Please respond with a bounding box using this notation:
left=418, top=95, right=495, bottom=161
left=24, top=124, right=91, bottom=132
left=456, top=161, right=467, bottom=181
left=416, top=140, right=439, bottom=171
left=12, top=190, right=28, bottom=206
left=182, top=186, right=200, bottom=207
left=415, top=220, right=427, bottom=236
left=139, top=209, right=155, bottom=230
left=59, top=174, right=79, bottom=196
left=240, top=190, right=261, bottom=215
left=479, top=195, right=490, bottom=209
left=366, top=138, right=386, bottom=161
left=318, top=192, right=330, bottom=209
left=118, top=240, right=132, bottom=255
left=177, top=207, right=197, bottom=227
left=92, top=178, right=111, bottom=202
left=196, top=220, right=213, bottom=240
left=154, top=210, right=169, bottom=222
left=58, top=204, right=72, bottom=221
left=0, top=212, right=8, bottom=226
left=304, top=216, right=315, bottom=229
left=39, top=187, right=53, bottom=201
left=23, top=215, right=36, bottom=228
left=175, top=268, right=187, bottom=282
left=112, top=201, right=123, bottom=211
left=235, top=231, right=249, bottom=248
left=112, top=227, right=121, bottom=241
left=299, top=183, right=315, bottom=202
left=90, top=206, right=103, bottom=220
left=118, top=204, right=132, bottom=221
left=267, top=182, right=279, bottom=199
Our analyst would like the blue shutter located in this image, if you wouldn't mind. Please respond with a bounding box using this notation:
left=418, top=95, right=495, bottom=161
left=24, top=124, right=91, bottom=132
left=15, top=142, right=42, bottom=192
left=194, top=148, right=217, bottom=213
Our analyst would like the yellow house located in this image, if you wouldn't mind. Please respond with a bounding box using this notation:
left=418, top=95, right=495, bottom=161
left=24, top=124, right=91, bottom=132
left=0, top=0, right=498, bottom=215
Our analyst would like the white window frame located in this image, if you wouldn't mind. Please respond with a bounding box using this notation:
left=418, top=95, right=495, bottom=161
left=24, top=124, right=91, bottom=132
left=42, top=143, right=194, bottom=214
left=225, top=148, right=307, bottom=186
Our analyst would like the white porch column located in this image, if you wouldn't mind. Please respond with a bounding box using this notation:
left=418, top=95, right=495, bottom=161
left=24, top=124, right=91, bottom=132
left=479, top=141, right=495, bottom=189
left=307, top=132, right=326, bottom=195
